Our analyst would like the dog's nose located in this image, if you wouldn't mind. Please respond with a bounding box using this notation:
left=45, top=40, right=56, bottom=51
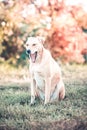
left=26, top=50, right=31, bottom=54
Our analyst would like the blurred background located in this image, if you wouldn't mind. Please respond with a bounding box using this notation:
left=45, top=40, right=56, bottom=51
left=0, top=0, right=87, bottom=66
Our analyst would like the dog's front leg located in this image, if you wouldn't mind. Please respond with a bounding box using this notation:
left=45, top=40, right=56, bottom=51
left=44, top=78, right=51, bottom=105
left=30, top=78, right=36, bottom=105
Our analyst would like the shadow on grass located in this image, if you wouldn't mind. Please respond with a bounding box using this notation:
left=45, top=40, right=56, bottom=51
left=0, top=118, right=87, bottom=130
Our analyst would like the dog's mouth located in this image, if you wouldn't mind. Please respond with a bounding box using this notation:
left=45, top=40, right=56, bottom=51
left=30, top=51, right=37, bottom=63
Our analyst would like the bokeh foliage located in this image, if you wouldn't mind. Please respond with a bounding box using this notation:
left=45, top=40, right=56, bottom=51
left=0, top=0, right=87, bottom=65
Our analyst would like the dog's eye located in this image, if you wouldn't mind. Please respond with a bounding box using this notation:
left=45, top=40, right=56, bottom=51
left=26, top=44, right=29, bottom=47
left=32, top=44, right=36, bottom=46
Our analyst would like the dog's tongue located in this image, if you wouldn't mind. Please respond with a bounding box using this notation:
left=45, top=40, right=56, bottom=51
left=30, top=53, right=36, bottom=63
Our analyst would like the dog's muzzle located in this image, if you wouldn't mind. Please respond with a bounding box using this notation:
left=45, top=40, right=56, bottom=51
left=26, top=50, right=37, bottom=63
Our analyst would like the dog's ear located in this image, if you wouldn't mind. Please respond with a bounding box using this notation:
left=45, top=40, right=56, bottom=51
left=23, top=43, right=27, bottom=48
left=36, top=36, right=45, bottom=44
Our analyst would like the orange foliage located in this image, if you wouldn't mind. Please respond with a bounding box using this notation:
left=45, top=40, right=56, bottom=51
left=0, top=0, right=87, bottom=63
left=46, top=5, right=87, bottom=63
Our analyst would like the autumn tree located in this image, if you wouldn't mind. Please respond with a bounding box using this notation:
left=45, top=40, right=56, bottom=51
left=0, top=0, right=87, bottom=64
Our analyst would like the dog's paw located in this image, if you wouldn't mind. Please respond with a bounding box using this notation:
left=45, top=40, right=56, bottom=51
left=44, top=103, right=50, bottom=108
left=30, top=101, right=36, bottom=106
left=30, top=103, right=35, bottom=106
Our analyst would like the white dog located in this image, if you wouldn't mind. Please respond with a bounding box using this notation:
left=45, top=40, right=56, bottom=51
left=25, top=36, right=65, bottom=105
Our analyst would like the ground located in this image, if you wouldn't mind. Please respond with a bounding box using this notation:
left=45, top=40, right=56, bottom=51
left=0, top=63, right=87, bottom=130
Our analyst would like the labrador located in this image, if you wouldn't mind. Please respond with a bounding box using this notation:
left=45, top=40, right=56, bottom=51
left=25, top=36, right=65, bottom=105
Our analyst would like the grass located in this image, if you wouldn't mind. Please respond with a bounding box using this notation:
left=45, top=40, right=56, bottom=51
left=0, top=63, right=87, bottom=129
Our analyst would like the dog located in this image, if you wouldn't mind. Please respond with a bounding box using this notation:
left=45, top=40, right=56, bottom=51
left=25, top=36, right=65, bottom=105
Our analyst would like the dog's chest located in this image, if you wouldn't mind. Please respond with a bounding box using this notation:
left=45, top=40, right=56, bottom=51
left=34, top=72, right=45, bottom=87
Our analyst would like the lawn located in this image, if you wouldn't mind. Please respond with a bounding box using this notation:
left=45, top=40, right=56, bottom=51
left=0, top=63, right=87, bottom=130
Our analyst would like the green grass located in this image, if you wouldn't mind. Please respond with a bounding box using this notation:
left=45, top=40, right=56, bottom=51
left=0, top=63, right=87, bottom=129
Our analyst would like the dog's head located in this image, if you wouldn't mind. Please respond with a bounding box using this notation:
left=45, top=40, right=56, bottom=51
left=25, top=36, right=45, bottom=63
